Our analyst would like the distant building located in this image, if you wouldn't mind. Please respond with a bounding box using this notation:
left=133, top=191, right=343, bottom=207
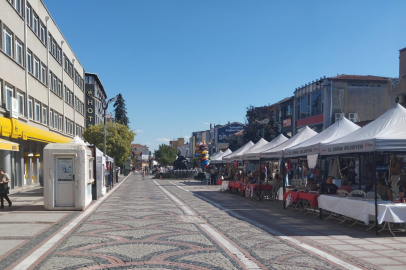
left=293, top=75, right=390, bottom=134
left=214, top=122, right=246, bottom=152
left=177, top=143, right=189, bottom=159
left=388, top=47, right=406, bottom=107
left=169, top=138, right=184, bottom=149
left=131, top=144, right=149, bottom=169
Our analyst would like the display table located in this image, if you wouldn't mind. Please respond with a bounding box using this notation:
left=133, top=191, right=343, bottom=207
left=216, top=179, right=223, bottom=185
left=318, top=195, right=406, bottom=225
left=246, top=183, right=272, bottom=200
left=299, top=192, right=320, bottom=208
left=228, top=181, right=245, bottom=193
left=283, top=190, right=300, bottom=204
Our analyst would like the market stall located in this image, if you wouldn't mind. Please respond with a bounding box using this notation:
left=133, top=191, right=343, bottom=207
left=319, top=104, right=406, bottom=235
left=222, top=141, right=254, bottom=163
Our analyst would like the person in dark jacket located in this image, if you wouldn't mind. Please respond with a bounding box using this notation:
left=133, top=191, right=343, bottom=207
left=0, top=168, right=12, bottom=208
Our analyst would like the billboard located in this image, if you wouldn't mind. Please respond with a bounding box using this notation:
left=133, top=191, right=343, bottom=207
left=217, top=123, right=246, bottom=143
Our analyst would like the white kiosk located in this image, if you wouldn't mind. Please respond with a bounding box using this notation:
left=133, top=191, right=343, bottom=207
left=44, top=137, right=94, bottom=210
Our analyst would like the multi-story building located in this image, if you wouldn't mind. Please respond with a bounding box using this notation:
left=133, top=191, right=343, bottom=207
left=293, top=75, right=390, bottom=135
left=84, top=73, right=107, bottom=127
left=214, top=122, right=246, bottom=152
left=169, top=138, right=184, bottom=149
left=177, top=142, right=189, bottom=158
left=131, top=144, right=149, bottom=169
left=0, top=0, right=86, bottom=190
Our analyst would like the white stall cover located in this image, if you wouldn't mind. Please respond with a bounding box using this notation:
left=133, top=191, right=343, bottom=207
left=222, top=141, right=254, bottom=163
left=284, top=117, right=360, bottom=157
left=209, top=150, right=223, bottom=161
left=243, top=134, right=289, bottom=160
left=232, top=138, right=268, bottom=161
left=321, top=104, right=406, bottom=155
left=212, top=149, right=232, bottom=164
left=260, top=126, right=318, bottom=159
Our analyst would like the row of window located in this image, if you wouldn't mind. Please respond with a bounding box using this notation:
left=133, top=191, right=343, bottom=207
left=3, top=81, right=84, bottom=136
left=6, top=0, right=84, bottom=92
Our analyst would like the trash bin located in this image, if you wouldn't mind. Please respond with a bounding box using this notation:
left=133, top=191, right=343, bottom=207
left=124, top=169, right=128, bottom=176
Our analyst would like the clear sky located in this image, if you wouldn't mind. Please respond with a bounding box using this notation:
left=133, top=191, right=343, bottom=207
left=43, top=0, right=406, bottom=153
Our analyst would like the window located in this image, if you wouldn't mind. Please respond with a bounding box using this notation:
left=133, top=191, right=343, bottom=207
left=311, top=90, right=323, bottom=116
left=5, top=85, right=13, bottom=111
left=40, top=24, right=45, bottom=44
left=15, top=40, right=23, bottom=65
left=34, top=58, right=39, bottom=78
left=3, top=28, right=12, bottom=57
left=54, top=112, right=58, bottom=129
left=52, top=40, right=56, bottom=56
left=49, top=109, right=53, bottom=128
left=69, top=63, right=72, bottom=77
left=57, top=48, right=61, bottom=63
left=58, top=115, right=62, bottom=131
left=58, top=82, right=62, bottom=97
left=284, top=104, right=292, bottom=119
left=14, top=0, right=22, bottom=14
left=71, top=122, right=73, bottom=135
left=33, top=14, right=38, bottom=35
left=66, top=119, right=69, bottom=134
left=70, top=93, right=73, bottom=106
left=27, top=51, right=32, bottom=73
left=52, top=76, right=56, bottom=92
left=34, top=101, right=40, bottom=122
left=17, top=92, right=24, bottom=116
left=64, top=57, right=68, bottom=71
left=26, top=4, right=31, bottom=26
left=299, top=95, right=309, bottom=119
left=28, top=97, right=33, bottom=119
left=41, top=64, right=46, bottom=84
left=42, top=105, right=47, bottom=125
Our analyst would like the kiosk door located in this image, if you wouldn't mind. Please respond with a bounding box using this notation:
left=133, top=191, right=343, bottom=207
left=55, top=157, right=74, bottom=207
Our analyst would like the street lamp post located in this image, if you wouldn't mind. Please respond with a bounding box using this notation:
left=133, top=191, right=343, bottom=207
left=102, top=96, right=118, bottom=158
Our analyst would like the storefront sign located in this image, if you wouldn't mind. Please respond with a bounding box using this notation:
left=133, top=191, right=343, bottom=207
left=283, top=119, right=291, bottom=127
left=321, top=140, right=374, bottom=155
left=85, top=84, right=96, bottom=126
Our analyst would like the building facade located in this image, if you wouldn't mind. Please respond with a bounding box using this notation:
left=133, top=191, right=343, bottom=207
left=293, top=75, right=390, bottom=135
left=131, top=143, right=149, bottom=169
left=84, top=73, right=107, bottom=127
left=388, top=47, right=406, bottom=107
left=0, top=0, right=86, bottom=190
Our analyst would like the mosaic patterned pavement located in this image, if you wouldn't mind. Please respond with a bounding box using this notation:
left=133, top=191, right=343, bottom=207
left=32, top=175, right=348, bottom=270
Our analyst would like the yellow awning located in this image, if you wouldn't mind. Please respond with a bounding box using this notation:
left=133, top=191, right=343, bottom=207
left=0, top=138, right=19, bottom=151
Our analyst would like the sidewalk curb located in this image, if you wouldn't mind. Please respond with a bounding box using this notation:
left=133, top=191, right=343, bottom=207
left=9, top=173, right=133, bottom=270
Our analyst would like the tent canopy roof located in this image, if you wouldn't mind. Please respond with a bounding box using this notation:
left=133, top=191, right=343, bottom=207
left=242, top=134, right=289, bottom=160
left=284, top=117, right=360, bottom=157
left=321, top=104, right=406, bottom=155
left=211, top=149, right=232, bottom=163
left=222, top=141, right=254, bottom=162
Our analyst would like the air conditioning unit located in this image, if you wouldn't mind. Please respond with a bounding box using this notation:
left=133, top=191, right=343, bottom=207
left=395, top=94, right=406, bottom=104
left=348, top=113, right=359, bottom=122
left=335, top=113, right=344, bottom=121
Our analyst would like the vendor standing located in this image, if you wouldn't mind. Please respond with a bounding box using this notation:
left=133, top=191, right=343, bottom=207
left=320, top=176, right=338, bottom=194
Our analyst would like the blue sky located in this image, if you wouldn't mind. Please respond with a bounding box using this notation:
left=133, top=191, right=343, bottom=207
left=43, top=0, right=406, bottom=152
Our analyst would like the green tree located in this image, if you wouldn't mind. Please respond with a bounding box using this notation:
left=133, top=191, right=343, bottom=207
left=243, top=105, right=278, bottom=143
left=83, top=122, right=136, bottom=166
left=154, top=144, right=177, bottom=167
left=113, top=93, right=130, bottom=127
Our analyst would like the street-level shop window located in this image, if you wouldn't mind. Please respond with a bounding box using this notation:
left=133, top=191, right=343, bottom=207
left=34, top=58, right=39, bottom=78
left=34, top=101, right=40, bottom=122
left=28, top=98, right=33, bottom=119
left=5, top=85, right=13, bottom=111
left=17, top=92, right=24, bottom=116
left=3, top=28, right=13, bottom=57
left=15, top=40, right=23, bottom=65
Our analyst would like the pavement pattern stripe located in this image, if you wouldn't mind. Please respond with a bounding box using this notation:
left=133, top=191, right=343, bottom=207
left=153, top=180, right=262, bottom=270
left=11, top=174, right=132, bottom=270
left=169, top=181, right=362, bottom=270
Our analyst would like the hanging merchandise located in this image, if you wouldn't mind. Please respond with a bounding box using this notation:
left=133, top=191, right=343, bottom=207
left=233, top=160, right=238, bottom=168
left=195, top=141, right=210, bottom=169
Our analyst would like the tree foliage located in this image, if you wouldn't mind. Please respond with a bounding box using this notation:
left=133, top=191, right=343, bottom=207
left=113, top=93, right=130, bottom=127
left=83, top=122, right=136, bottom=166
left=154, top=144, right=177, bottom=167
left=243, top=105, right=278, bottom=144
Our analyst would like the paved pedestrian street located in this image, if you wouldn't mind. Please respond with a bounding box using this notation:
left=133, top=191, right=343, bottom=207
left=3, top=173, right=406, bottom=270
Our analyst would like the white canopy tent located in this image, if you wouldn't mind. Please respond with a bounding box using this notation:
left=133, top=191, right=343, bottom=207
left=211, top=149, right=232, bottom=164
left=222, top=141, right=254, bottom=163
left=260, top=126, right=318, bottom=159
left=209, top=150, right=223, bottom=162
left=243, top=135, right=289, bottom=161
left=232, top=138, right=268, bottom=161
left=321, top=104, right=406, bottom=155
left=284, top=117, right=360, bottom=158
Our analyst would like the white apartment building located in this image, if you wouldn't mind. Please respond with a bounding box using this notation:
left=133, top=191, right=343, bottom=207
left=0, top=0, right=85, bottom=190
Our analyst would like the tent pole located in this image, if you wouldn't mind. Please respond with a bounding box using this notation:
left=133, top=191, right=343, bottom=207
left=258, top=158, right=262, bottom=201
left=282, top=157, right=286, bottom=209
left=358, top=156, right=362, bottom=191
left=373, top=152, right=378, bottom=236
left=318, top=156, right=323, bottom=219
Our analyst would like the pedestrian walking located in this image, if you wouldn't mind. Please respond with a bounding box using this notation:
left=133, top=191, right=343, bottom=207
left=142, top=169, right=145, bottom=180
left=0, top=168, right=12, bottom=209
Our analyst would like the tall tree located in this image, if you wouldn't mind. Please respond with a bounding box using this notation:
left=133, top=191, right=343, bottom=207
left=83, top=122, right=136, bottom=166
left=113, top=93, right=130, bottom=127
left=243, top=105, right=278, bottom=143
left=154, top=144, right=177, bottom=167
